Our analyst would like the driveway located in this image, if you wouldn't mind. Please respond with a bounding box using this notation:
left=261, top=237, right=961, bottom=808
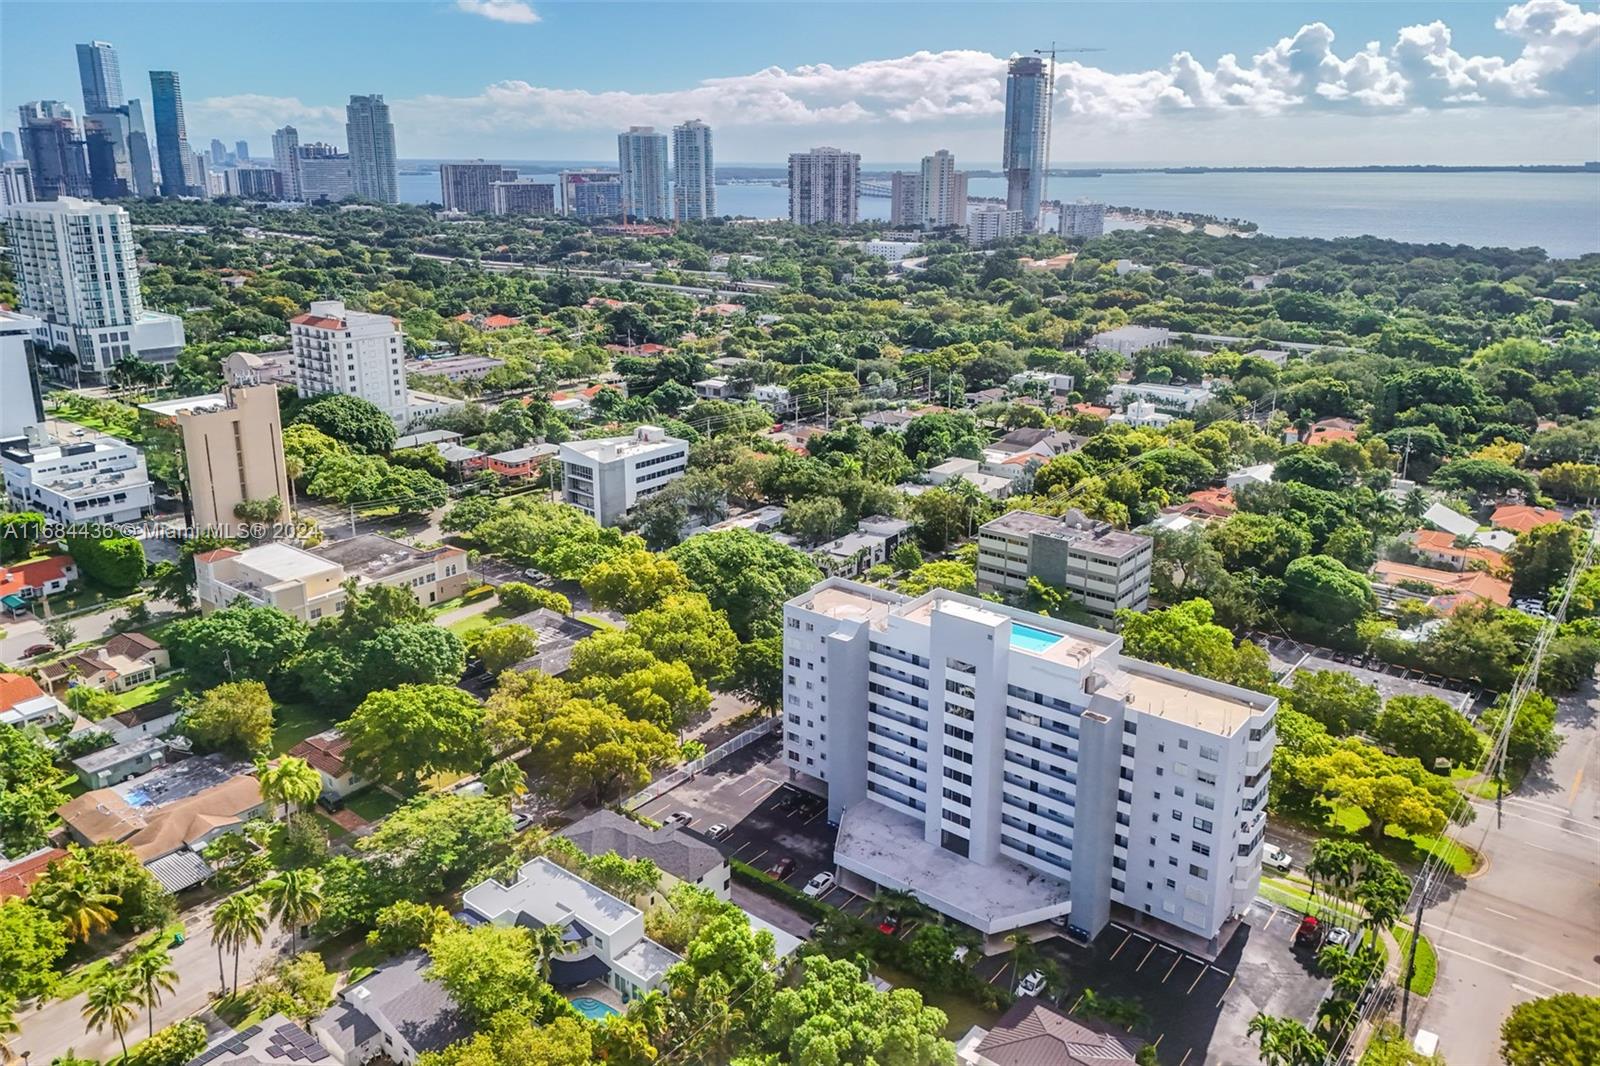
left=16, top=905, right=290, bottom=1062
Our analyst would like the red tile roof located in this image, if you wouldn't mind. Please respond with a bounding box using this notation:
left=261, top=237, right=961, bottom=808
left=1072, top=403, right=1113, bottom=419
left=0, top=848, right=66, bottom=901
left=1184, top=487, right=1237, bottom=517
left=0, top=672, right=47, bottom=712
left=1411, top=529, right=1505, bottom=568
left=0, top=554, right=76, bottom=598
left=290, top=313, right=345, bottom=330
left=1490, top=505, right=1564, bottom=535
left=193, top=548, right=241, bottom=564
left=1371, top=561, right=1512, bottom=607
left=481, top=314, right=521, bottom=329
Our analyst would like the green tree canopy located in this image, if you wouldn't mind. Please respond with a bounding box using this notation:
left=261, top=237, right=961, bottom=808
left=343, top=685, right=487, bottom=791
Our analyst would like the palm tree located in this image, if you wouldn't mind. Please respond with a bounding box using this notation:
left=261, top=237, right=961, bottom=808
left=128, top=939, right=180, bottom=1038
left=32, top=863, right=121, bottom=942
left=212, top=892, right=268, bottom=995
left=1247, top=1012, right=1328, bottom=1066
left=626, top=988, right=672, bottom=1044
left=82, top=970, right=139, bottom=1060
left=256, top=756, right=324, bottom=820
left=865, top=888, right=933, bottom=927
left=261, top=869, right=323, bottom=953
left=528, top=922, right=579, bottom=980
left=482, top=758, right=528, bottom=801
left=1004, top=931, right=1037, bottom=988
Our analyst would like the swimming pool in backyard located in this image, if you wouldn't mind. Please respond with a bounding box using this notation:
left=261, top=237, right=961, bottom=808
left=571, top=997, right=619, bottom=1020
left=1009, top=623, right=1064, bottom=654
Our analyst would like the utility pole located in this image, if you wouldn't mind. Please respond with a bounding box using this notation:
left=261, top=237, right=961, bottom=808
left=1399, top=869, right=1431, bottom=1034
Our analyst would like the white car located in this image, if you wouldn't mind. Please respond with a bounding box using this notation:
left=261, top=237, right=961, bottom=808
left=1015, top=969, right=1047, bottom=997
left=951, top=945, right=970, bottom=963
left=1264, top=844, right=1293, bottom=873
left=1326, top=926, right=1353, bottom=948
left=802, top=872, right=836, bottom=898
left=706, top=823, right=729, bottom=840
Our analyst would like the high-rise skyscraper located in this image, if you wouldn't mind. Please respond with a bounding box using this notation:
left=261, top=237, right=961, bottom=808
left=616, top=127, right=670, bottom=220
left=0, top=161, right=34, bottom=207
left=559, top=169, right=622, bottom=219
left=787, top=147, right=859, bottom=225
left=919, top=149, right=962, bottom=229
left=1001, top=56, right=1052, bottom=231
left=271, top=125, right=301, bottom=201
left=123, top=100, right=155, bottom=198
left=440, top=160, right=515, bottom=213
left=1059, top=200, right=1106, bottom=239
left=18, top=103, right=91, bottom=201
left=235, top=140, right=250, bottom=162
left=1, top=132, right=19, bottom=163
left=2, top=198, right=185, bottom=371
left=491, top=180, right=556, bottom=216
left=84, top=117, right=129, bottom=199
left=346, top=94, right=398, bottom=203
left=209, top=138, right=229, bottom=166
left=671, top=120, right=715, bottom=222
left=149, top=70, right=193, bottom=197
left=888, top=172, right=920, bottom=227
left=76, top=41, right=124, bottom=114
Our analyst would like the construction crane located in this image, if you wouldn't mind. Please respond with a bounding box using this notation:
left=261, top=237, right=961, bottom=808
left=1032, top=43, right=1105, bottom=217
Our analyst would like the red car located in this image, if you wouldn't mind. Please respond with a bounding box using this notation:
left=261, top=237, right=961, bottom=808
left=1294, top=915, right=1321, bottom=949
left=766, top=857, right=796, bottom=879
left=877, top=915, right=900, bottom=935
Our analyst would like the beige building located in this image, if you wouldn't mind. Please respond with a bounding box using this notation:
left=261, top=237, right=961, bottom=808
left=976, top=508, right=1153, bottom=621
left=195, top=533, right=470, bottom=622
left=143, top=353, right=289, bottom=536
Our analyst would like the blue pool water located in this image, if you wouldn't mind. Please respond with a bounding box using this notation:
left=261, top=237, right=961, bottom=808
left=1010, top=623, right=1064, bottom=654
left=571, top=997, right=619, bottom=1020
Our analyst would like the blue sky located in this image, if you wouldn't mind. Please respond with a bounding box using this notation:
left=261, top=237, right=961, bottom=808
left=3, top=1, right=1596, bottom=164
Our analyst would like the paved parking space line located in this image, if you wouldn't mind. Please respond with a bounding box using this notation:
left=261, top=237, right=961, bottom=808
left=804, top=809, right=826, bottom=825
left=739, top=777, right=774, bottom=796
left=988, top=966, right=1008, bottom=986
left=1214, top=975, right=1236, bottom=1008
left=1135, top=941, right=1159, bottom=971
left=732, top=841, right=755, bottom=857
left=1176, top=1046, right=1193, bottom=1066
left=1186, top=965, right=1208, bottom=994
left=1107, top=930, right=1135, bottom=960
left=1208, top=965, right=1228, bottom=976
left=1161, top=953, right=1184, bottom=983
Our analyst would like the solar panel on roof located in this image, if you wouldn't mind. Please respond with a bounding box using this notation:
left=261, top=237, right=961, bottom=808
left=306, top=1048, right=329, bottom=1062
left=276, top=1023, right=297, bottom=1035
left=285, top=1048, right=304, bottom=1061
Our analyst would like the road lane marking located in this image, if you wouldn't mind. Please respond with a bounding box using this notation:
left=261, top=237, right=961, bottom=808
left=1482, top=907, right=1519, bottom=921
left=1431, top=945, right=1564, bottom=994
left=1466, top=803, right=1600, bottom=843
left=1424, top=924, right=1600, bottom=990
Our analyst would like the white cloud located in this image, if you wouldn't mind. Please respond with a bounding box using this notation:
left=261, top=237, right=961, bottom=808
left=188, top=94, right=345, bottom=139
left=456, top=0, right=539, bottom=25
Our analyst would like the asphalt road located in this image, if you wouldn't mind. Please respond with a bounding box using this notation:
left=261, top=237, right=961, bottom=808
left=0, top=598, right=179, bottom=665
left=17, top=907, right=289, bottom=1062
left=1414, top=679, right=1600, bottom=1057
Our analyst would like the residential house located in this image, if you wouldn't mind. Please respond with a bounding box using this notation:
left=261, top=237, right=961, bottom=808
left=1491, top=504, right=1565, bottom=535
left=315, top=952, right=469, bottom=1066
left=860, top=409, right=917, bottom=433
left=1284, top=417, right=1359, bottom=446
left=0, top=846, right=67, bottom=902
left=433, top=442, right=485, bottom=474
left=499, top=609, right=600, bottom=677
left=72, top=734, right=167, bottom=788
left=1110, top=400, right=1171, bottom=429
left=37, top=631, right=168, bottom=695
left=462, top=856, right=682, bottom=1003
left=1370, top=560, right=1513, bottom=613
left=1165, top=487, right=1236, bottom=521
left=693, top=377, right=739, bottom=400
left=1106, top=381, right=1215, bottom=413
left=558, top=809, right=730, bottom=907
left=0, top=554, right=78, bottom=612
left=1422, top=502, right=1479, bottom=541
left=927, top=458, right=1012, bottom=499
left=184, top=1014, right=334, bottom=1066
left=812, top=516, right=914, bottom=576
left=1224, top=463, right=1275, bottom=491
left=1408, top=529, right=1506, bottom=573
left=483, top=443, right=558, bottom=480
left=288, top=729, right=366, bottom=802
left=393, top=429, right=462, bottom=451
left=103, top=701, right=182, bottom=746
left=0, top=671, right=67, bottom=728
left=957, top=996, right=1147, bottom=1066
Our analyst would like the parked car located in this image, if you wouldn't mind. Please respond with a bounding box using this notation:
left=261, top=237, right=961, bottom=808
left=666, top=811, right=693, bottom=828
left=522, top=567, right=546, bottom=581
left=766, top=857, right=796, bottom=879
left=1326, top=926, right=1353, bottom=948
left=706, top=823, right=728, bottom=840
left=1264, top=844, right=1293, bottom=873
left=877, top=914, right=899, bottom=935
left=1015, top=970, right=1047, bottom=997
left=951, top=944, right=970, bottom=963
left=316, top=794, right=343, bottom=813
left=1294, top=915, right=1322, bottom=949
left=21, top=644, right=53, bottom=658
left=511, top=811, right=536, bottom=832
left=802, top=872, right=836, bottom=898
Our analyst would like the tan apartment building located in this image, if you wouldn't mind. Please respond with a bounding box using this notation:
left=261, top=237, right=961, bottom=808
left=976, top=508, right=1153, bottom=622
left=195, top=534, right=470, bottom=622
left=141, top=352, right=289, bottom=536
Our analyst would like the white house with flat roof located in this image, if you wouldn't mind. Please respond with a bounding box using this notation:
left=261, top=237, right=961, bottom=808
left=559, top=425, right=688, bottom=526
left=1107, top=381, right=1216, bottom=413
left=782, top=579, right=1274, bottom=948
left=0, top=435, right=154, bottom=525
left=462, top=857, right=681, bottom=1003
left=976, top=509, right=1152, bottom=621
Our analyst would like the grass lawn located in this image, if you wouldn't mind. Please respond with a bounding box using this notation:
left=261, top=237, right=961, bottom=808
left=1259, top=876, right=1367, bottom=927
left=871, top=963, right=999, bottom=1039
left=444, top=604, right=515, bottom=640
left=1323, top=806, right=1479, bottom=876
left=114, top=673, right=192, bottom=710
left=1393, top=928, right=1438, bottom=996
left=273, top=701, right=336, bottom=754
left=53, top=921, right=186, bottom=1000
left=346, top=788, right=405, bottom=823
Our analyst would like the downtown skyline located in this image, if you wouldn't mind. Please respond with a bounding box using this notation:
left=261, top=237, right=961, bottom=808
left=2, top=1, right=1597, bottom=167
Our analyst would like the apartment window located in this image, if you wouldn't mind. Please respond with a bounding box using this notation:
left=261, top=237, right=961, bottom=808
left=1177, top=739, right=1188, bottom=750
left=1196, top=794, right=1215, bottom=811
left=1165, top=878, right=1176, bottom=889
left=1192, top=842, right=1211, bottom=857
left=1189, top=864, right=1209, bottom=880
left=788, top=656, right=800, bottom=667
left=1200, top=745, right=1220, bottom=763
left=1192, top=817, right=1213, bottom=834
left=1171, top=810, right=1182, bottom=821
left=1174, top=786, right=1185, bottom=797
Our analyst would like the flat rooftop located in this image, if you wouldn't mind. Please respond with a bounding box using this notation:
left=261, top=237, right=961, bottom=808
left=562, top=428, right=685, bottom=461
left=233, top=542, right=340, bottom=583
left=138, top=394, right=227, bottom=418
left=1117, top=666, right=1265, bottom=734
left=314, top=534, right=453, bottom=580
left=462, top=857, right=638, bottom=937
left=900, top=594, right=1112, bottom=670
left=793, top=583, right=905, bottom=625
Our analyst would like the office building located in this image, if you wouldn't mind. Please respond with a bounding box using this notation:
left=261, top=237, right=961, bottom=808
left=122, top=100, right=155, bottom=197
left=1, top=435, right=154, bottom=525
left=439, top=160, right=514, bottom=213
left=271, top=125, right=301, bottom=200
left=788, top=146, right=859, bottom=225
left=0, top=161, right=34, bottom=206
left=968, top=204, right=1025, bottom=247
left=1001, top=57, right=1052, bottom=230
left=560, top=425, right=688, bottom=527
left=617, top=126, right=670, bottom=220
left=290, top=299, right=407, bottom=420
left=672, top=119, right=715, bottom=221
left=139, top=353, right=289, bottom=536
left=297, top=147, right=354, bottom=202
left=2, top=198, right=186, bottom=372
left=782, top=579, right=1275, bottom=943
left=559, top=168, right=622, bottom=218
left=0, top=311, right=46, bottom=439
left=346, top=94, right=398, bottom=203
left=976, top=509, right=1152, bottom=620
left=195, top=534, right=469, bottom=621
left=235, top=139, right=249, bottom=161
left=82, top=115, right=128, bottom=198
left=889, top=171, right=920, bottom=227
left=1, top=132, right=18, bottom=162
left=76, top=41, right=124, bottom=114
left=208, top=138, right=228, bottom=166
left=491, top=179, right=555, bottom=216
left=919, top=149, right=962, bottom=229
left=148, top=71, right=192, bottom=197
left=1060, top=200, right=1106, bottom=239
left=223, top=165, right=280, bottom=199
left=18, top=103, right=91, bottom=200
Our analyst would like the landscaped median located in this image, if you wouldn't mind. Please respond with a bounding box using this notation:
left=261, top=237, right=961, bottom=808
left=1392, top=927, right=1438, bottom=996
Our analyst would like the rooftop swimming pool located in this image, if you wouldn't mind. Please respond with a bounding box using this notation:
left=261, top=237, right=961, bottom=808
left=1010, top=622, right=1064, bottom=654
